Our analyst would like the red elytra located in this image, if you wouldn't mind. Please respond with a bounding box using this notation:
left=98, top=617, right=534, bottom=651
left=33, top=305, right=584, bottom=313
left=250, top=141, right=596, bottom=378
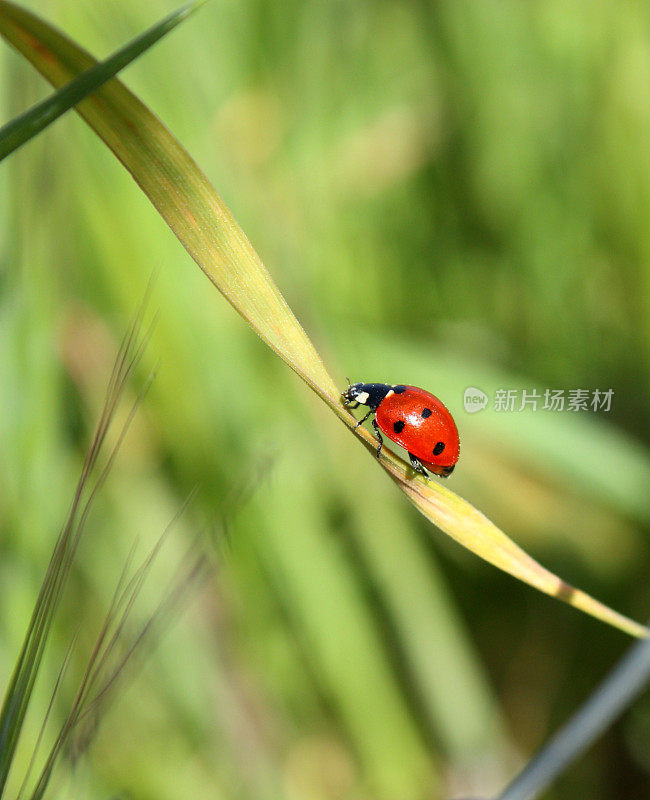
left=342, top=382, right=460, bottom=478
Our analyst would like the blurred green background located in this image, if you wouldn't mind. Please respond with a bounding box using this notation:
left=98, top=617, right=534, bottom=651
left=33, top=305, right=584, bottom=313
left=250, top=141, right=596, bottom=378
left=2, top=1, right=650, bottom=798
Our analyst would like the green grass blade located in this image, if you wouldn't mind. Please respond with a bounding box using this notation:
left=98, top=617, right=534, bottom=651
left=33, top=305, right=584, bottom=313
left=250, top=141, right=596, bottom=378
left=0, top=0, right=337, bottom=402
left=0, top=312, right=146, bottom=797
left=1, top=1, right=646, bottom=640
left=0, top=1, right=201, bottom=161
left=28, top=543, right=207, bottom=800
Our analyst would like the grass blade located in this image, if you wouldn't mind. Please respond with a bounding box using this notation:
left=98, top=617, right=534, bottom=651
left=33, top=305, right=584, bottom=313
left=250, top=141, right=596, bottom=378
left=381, top=457, right=648, bottom=638
left=497, top=631, right=650, bottom=800
left=1, top=1, right=646, bottom=639
left=28, top=542, right=207, bottom=800
left=0, top=0, right=336, bottom=400
left=0, top=307, right=148, bottom=797
left=16, top=637, right=76, bottom=800
left=0, top=1, right=201, bottom=161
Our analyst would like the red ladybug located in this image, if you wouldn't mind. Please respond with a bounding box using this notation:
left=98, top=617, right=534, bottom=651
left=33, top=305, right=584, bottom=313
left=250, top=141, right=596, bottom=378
left=342, top=382, right=460, bottom=478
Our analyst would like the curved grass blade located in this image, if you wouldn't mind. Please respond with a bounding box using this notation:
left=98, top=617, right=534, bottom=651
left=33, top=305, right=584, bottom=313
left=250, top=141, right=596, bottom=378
left=1, top=1, right=646, bottom=639
left=0, top=2, right=201, bottom=161
left=376, top=449, right=648, bottom=639
left=0, top=0, right=337, bottom=402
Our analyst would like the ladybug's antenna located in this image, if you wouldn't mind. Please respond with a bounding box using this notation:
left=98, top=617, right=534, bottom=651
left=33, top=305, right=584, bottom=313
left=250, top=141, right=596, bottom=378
left=346, top=376, right=351, bottom=387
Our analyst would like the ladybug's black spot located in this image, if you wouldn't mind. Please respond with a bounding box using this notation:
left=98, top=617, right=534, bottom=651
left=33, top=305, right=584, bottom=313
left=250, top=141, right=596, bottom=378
left=393, top=385, right=406, bottom=394
left=433, top=441, right=445, bottom=455
left=421, top=408, right=432, bottom=418
left=393, top=420, right=405, bottom=434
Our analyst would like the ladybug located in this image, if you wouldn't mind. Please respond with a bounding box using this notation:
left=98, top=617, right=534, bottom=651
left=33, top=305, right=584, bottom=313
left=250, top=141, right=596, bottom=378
left=342, top=382, right=460, bottom=478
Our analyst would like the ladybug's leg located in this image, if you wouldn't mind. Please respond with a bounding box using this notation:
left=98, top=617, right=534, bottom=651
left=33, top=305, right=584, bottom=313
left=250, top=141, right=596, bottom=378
left=372, top=418, right=384, bottom=458
left=408, top=452, right=429, bottom=479
left=346, top=400, right=360, bottom=409
left=354, top=409, right=373, bottom=430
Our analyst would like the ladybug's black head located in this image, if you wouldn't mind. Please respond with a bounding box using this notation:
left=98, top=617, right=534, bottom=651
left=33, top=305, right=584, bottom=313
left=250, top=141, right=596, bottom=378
left=342, top=383, right=365, bottom=405
left=342, top=382, right=392, bottom=411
